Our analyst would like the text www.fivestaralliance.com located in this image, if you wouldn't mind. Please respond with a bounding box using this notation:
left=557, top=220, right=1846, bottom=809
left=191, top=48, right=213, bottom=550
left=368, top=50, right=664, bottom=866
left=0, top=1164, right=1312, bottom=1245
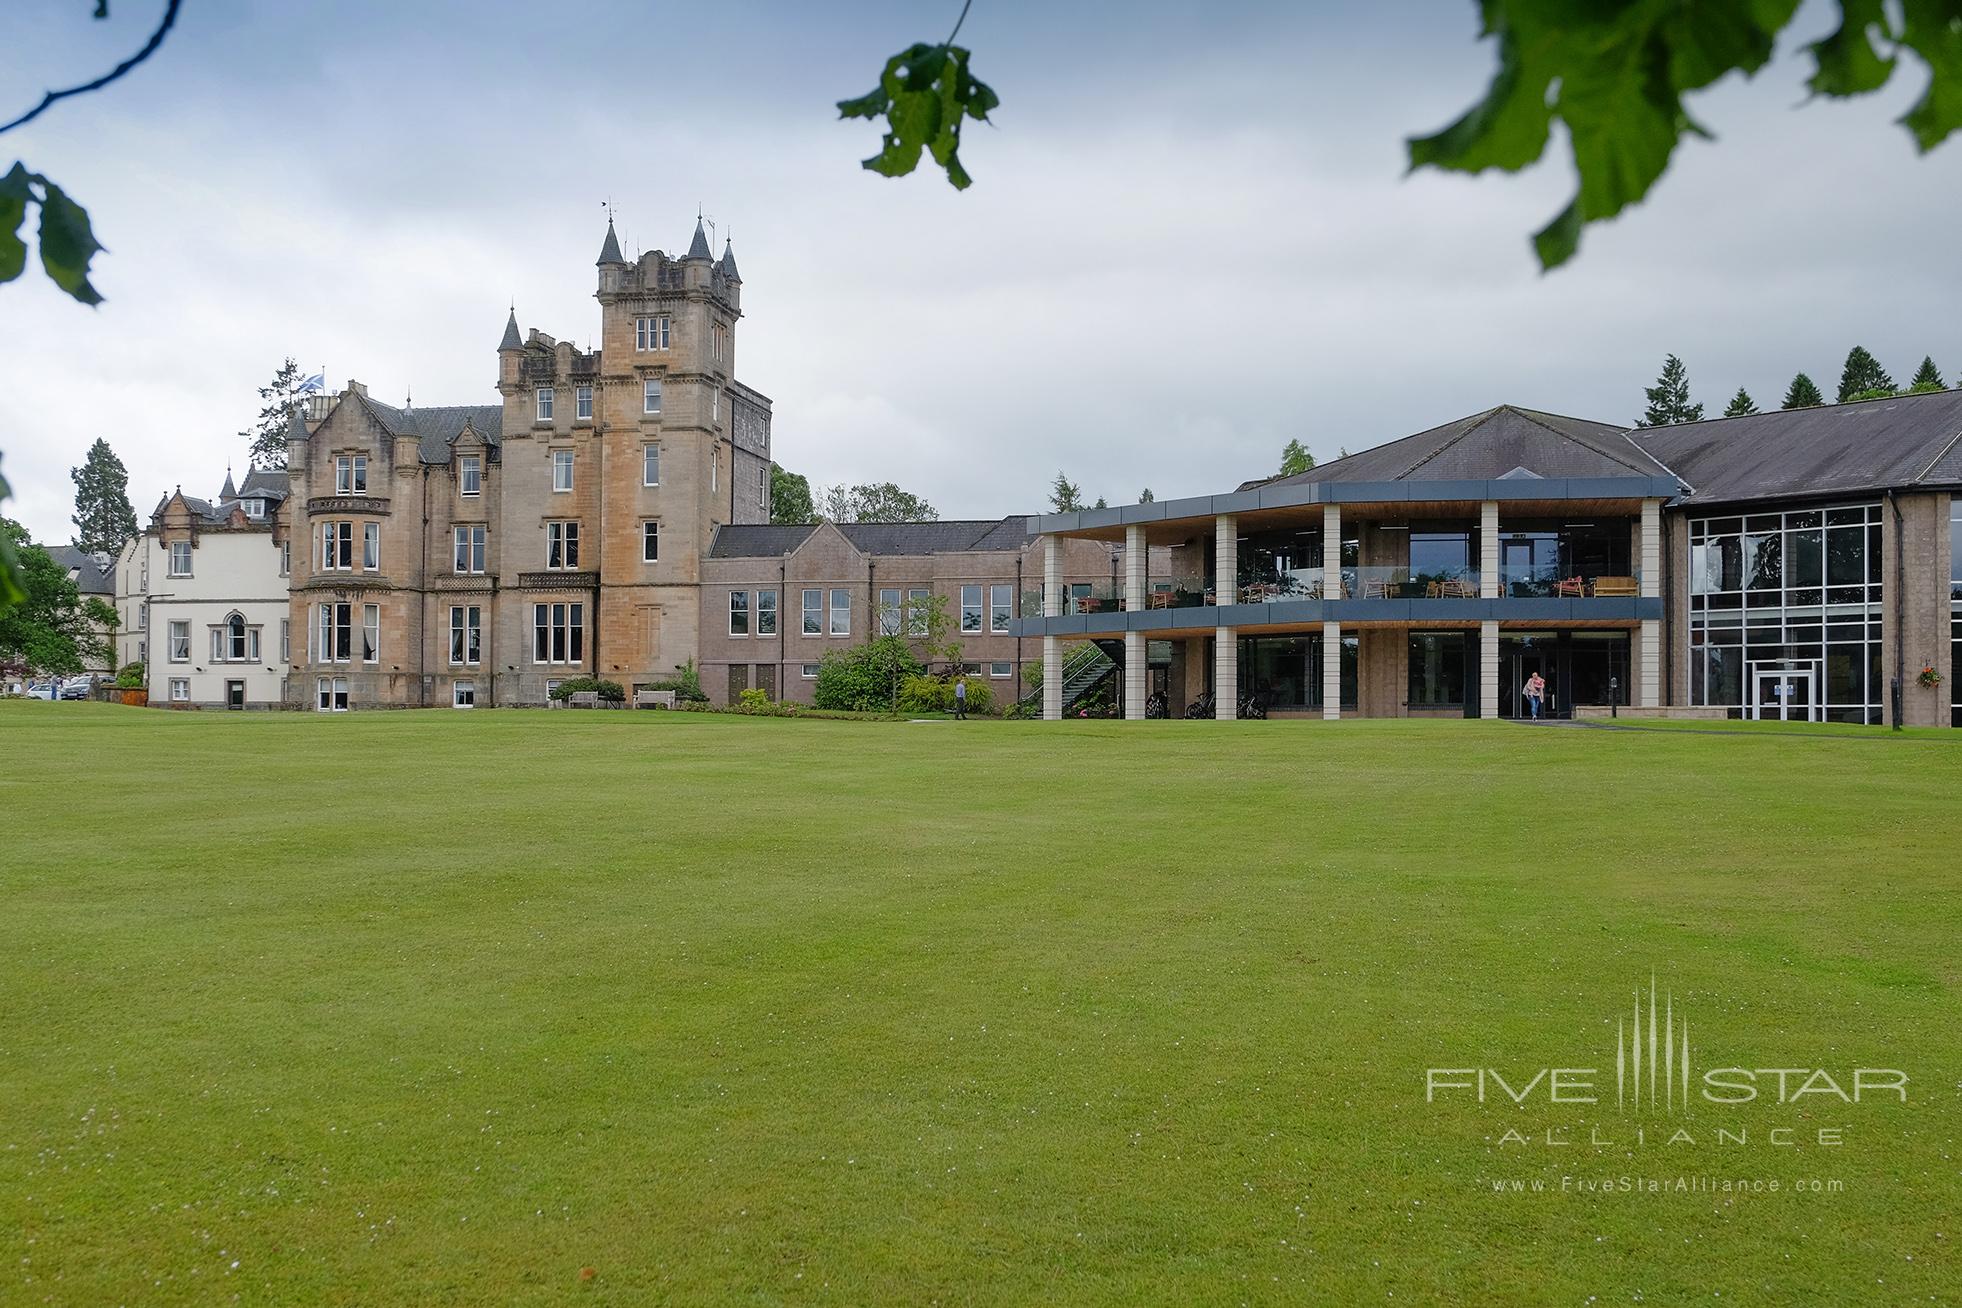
left=1489, top=1175, right=1846, bottom=1196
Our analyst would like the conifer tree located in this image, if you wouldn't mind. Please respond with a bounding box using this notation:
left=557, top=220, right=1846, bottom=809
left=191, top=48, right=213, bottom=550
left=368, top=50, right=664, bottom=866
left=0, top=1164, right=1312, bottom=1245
left=246, top=357, right=307, bottom=469
left=1781, top=373, right=1825, bottom=410
left=1279, top=438, right=1314, bottom=476
left=1721, top=388, right=1758, bottom=418
left=1835, top=346, right=1894, bottom=402
left=1047, top=472, right=1084, bottom=513
left=1908, top=356, right=1946, bottom=393
left=69, top=438, right=137, bottom=555
left=1637, top=354, right=1703, bottom=427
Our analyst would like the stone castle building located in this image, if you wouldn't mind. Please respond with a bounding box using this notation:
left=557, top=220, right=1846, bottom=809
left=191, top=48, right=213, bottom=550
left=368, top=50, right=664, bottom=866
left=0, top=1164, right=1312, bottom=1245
left=283, top=216, right=1117, bottom=710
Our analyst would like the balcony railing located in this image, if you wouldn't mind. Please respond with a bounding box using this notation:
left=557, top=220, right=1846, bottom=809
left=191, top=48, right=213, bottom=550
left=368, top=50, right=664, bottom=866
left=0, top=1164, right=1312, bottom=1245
left=1018, top=565, right=1647, bottom=620
left=1498, top=566, right=1643, bottom=598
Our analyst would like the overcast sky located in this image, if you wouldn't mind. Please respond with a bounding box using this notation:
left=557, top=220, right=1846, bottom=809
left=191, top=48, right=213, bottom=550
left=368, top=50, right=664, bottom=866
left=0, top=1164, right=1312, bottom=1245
left=2, top=0, right=1956, bottom=542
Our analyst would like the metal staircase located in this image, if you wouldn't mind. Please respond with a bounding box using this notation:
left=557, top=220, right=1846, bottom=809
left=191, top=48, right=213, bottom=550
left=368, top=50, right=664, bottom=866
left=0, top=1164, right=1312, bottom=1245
left=1020, top=641, right=1119, bottom=715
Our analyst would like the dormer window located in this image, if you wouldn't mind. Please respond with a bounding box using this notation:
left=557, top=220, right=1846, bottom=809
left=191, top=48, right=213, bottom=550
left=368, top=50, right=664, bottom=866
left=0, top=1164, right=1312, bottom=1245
left=536, top=387, right=555, bottom=421
left=243, top=498, right=265, bottom=519
left=459, top=454, right=481, bottom=496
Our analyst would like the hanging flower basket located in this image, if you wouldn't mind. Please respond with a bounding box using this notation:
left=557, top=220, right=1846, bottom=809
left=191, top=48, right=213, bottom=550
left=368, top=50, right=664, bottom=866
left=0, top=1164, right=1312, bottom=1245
left=1916, top=664, right=1942, bottom=690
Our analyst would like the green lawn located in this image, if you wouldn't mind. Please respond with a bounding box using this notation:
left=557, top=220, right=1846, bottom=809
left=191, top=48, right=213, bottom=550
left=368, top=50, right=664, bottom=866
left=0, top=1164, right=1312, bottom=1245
left=3, top=702, right=1958, bottom=1305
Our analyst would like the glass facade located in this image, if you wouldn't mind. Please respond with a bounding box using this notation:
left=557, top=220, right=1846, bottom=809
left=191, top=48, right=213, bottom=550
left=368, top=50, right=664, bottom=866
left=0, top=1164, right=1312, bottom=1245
left=1688, top=504, right=1884, bottom=723
left=1237, top=633, right=1357, bottom=710
left=1407, top=632, right=1470, bottom=710
left=1497, top=519, right=1634, bottom=596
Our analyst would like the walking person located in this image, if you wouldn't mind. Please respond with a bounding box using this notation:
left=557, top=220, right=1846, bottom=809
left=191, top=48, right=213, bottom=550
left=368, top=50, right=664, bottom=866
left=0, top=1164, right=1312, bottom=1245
left=953, top=676, right=967, bottom=720
left=1523, top=670, right=1546, bottom=720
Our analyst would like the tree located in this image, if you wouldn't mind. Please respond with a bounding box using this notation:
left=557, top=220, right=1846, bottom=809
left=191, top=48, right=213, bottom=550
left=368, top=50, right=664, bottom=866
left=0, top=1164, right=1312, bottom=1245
left=1637, top=354, right=1703, bottom=428
left=770, top=463, right=816, bottom=523
left=1782, top=373, right=1826, bottom=409
left=69, top=438, right=136, bottom=554
left=1047, top=472, right=1085, bottom=513
left=1908, top=356, right=1946, bottom=393
left=846, top=5, right=1962, bottom=270
left=818, top=481, right=938, bottom=523
left=0, top=518, right=113, bottom=676
left=1279, top=438, right=1315, bottom=476
left=244, top=358, right=309, bottom=469
left=1836, top=346, right=1895, bottom=402
left=1722, top=388, right=1759, bottom=419
left=1091, top=496, right=1107, bottom=510
left=1138, top=488, right=1154, bottom=503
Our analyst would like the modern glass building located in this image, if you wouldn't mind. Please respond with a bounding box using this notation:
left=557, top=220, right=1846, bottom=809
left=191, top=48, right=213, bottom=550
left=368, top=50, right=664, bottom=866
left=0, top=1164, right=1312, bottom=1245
left=1015, top=390, right=1962, bottom=726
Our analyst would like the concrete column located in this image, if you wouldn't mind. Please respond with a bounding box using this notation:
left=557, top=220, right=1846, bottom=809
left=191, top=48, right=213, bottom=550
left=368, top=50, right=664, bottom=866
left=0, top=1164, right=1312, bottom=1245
left=1125, top=524, right=1146, bottom=611
left=1124, top=630, right=1145, bottom=720
left=1322, top=505, right=1342, bottom=598
left=1042, top=634, right=1062, bottom=720
left=1216, top=513, right=1237, bottom=604
left=1480, top=500, right=1499, bottom=598
left=1638, top=619, right=1660, bottom=708
left=1640, top=500, right=1661, bottom=599
left=1322, top=620, right=1341, bottom=721
left=1481, top=620, right=1499, bottom=718
left=1043, top=534, right=1062, bottom=617
left=1215, top=626, right=1236, bottom=719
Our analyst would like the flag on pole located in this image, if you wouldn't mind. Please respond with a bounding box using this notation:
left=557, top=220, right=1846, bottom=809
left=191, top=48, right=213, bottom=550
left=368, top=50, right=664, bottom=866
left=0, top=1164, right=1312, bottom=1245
left=295, top=373, right=325, bottom=394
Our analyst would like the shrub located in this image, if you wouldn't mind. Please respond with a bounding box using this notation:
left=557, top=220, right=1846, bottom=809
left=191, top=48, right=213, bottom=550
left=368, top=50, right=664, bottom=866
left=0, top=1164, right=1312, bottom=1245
left=897, top=674, right=948, bottom=714
left=954, top=676, right=994, bottom=715
left=114, top=661, right=145, bottom=690
left=813, top=636, right=923, bottom=712
left=646, top=658, right=709, bottom=703
left=549, top=676, right=625, bottom=703
left=737, top=687, right=772, bottom=712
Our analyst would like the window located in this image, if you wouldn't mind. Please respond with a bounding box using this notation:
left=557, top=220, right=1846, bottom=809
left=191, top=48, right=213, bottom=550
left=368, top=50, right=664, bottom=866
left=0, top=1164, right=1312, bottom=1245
left=452, top=525, right=486, bottom=574
left=878, top=587, right=901, bottom=636
left=321, top=521, right=353, bottom=571
left=991, top=584, right=1012, bottom=634
left=546, top=520, right=581, bottom=569
left=449, top=605, right=481, bottom=665
left=575, top=384, right=593, bottom=420
left=989, top=661, right=1013, bottom=679
left=643, top=444, right=660, bottom=486
left=536, top=387, right=555, bottom=421
left=552, top=449, right=574, bottom=492
left=714, top=391, right=722, bottom=424
left=643, top=379, right=662, bottom=415
left=317, top=602, right=352, bottom=663
left=711, top=323, right=727, bottom=363
left=961, top=585, right=983, bottom=633
left=545, top=678, right=562, bottom=700
left=280, top=619, right=290, bottom=662
left=829, top=588, right=850, bottom=636
left=279, top=541, right=291, bottom=576
left=316, top=677, right=349, bottom=712
left=907, top=588, right=930, bottom=637
left=635, top=315, right=671, bottom=350
left=729, top=590, right=750, bottom=636
left=757, top=589, right=777, bottom=636
left=135, top=601, right=147, bottom=631
left=168, top=619, right=190, bottom=662
left=1407, top=632, right=1469, bottom=708
left=168, top=541, right=192, bottom=576
left=532, top=602, right=585, bottom=664
left=217, top=612, right=249, bottom=662
left=459, top=455, right=481, bottom=496
left=800, top=663, right=819, bottom=679
left=362, top=522, right=380, bottom=570
left=169, top=678, right=189, bottom=703
left=362, top=603, right=380, bottom=664
left=453, top=680, right=476, bottom=709
left=801, top=588, right=822, bottom=636
left=641, top=520, right=660, bottom=563
left=331, top=454, right=367, bottom=495
left=243, top=498, right=265, bottom=519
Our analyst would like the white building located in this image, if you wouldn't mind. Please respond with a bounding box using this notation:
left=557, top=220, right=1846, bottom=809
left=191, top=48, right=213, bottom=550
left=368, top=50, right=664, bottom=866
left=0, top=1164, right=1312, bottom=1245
left=117, top=469, right=292, bottom=708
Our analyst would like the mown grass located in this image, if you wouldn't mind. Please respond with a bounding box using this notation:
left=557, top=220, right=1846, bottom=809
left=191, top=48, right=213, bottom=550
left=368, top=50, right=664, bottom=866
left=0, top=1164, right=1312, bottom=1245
left=2, top=701, right=1958, bottom=1305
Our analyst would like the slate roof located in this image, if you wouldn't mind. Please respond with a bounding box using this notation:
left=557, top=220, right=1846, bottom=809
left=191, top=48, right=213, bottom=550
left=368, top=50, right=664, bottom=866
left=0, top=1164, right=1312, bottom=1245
left=709, top=518, right=1036, bottom=559
left=237, top=468, right=290, bottom=500
left=719, top=239, right=740, bottom=281
left=499, top=310, right=523, bottom=351
left=597, top=220, right=623, bottom=265
left=45, top=546, right=115, bottom=595
left=355, top=395, right=504, bottom=464
left=686, top=219, right=712, bottom=260
left=1244, top=405, right=1667, bottom=491
left=1629, top=387, right=1962, bottom=508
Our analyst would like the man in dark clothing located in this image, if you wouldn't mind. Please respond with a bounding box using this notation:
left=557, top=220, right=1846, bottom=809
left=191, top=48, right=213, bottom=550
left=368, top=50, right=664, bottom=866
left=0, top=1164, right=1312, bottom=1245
left=954, top=678, right=967, bottom=720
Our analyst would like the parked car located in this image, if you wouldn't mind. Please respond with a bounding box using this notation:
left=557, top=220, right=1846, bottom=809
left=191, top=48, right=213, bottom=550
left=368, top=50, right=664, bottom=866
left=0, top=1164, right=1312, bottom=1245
left=59, top=675, right=96, bottom=700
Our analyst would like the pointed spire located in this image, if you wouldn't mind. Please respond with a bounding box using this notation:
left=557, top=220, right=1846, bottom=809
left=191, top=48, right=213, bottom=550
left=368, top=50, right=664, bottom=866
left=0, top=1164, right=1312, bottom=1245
left=597, top=217, right=623, bottom=265
left=220, top=467, right=236, bottom=501
left=719, top=236, right=741, bottom=282
left=686, top=216, right=712, bottom=260
left=499, top=306, right=522, bottom=351
left=286, top=403, right=308, bottom=442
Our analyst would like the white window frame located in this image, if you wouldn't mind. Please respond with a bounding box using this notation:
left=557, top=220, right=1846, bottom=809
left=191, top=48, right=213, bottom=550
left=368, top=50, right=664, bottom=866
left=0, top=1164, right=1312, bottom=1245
left=642, top=444, right=660, bottom=486
left=536, top=386, right=555, bottom=421
left=280, top=618, right=290, bottom=663
left=990, top=661, right=1013, bottom=679
left=643, top=379, right=662, bottom=415
left=167, top=541, right=192, bottom=577
left=169, top=677, right=190, bottom=702
left=906, top=587, right=930, bottom=637
left=879, top=587, right=902, bottom=637
left=321, top=521, right=353, bottom=571
left=453, top=525, right=486, bottom=575
left=546, top=520, right=581, bottom=570
left=459, top=454, right=481, bottom=496
left=575, top=384, right=593, bottom=420
left=316, top=676, right=349, bottom=712
left=757, top=589, right=777, bottom=637
left=334, top=455, right=368, bottom=496
left=243, top=498, right=264, bottom=519
left=635, top=315, right=671, bottom=351
left=362, top=522, right=380, bottom=571
left=449, top=605, right=481, bottom=666
left=532, top=601, right=585, bottom=665
left=318, top=601, right=352, bottom=664
left=279, top=541, right=291, bottom=576
left=801, top=588, right=822, bottom=636
left=961, top=584, right=983, bottom=633
left=552, top=449, right=574, bottom=492
left=361, top=603, right=380, bottom=665
left=729, top=590, right=749, bottom=637
left=829, top=588, right=850, bottom=637
left=167, top=619, right=190, bottom=662
left=642, top=520, right=659, bottom=563
left=990, top=584, right=1012, bottom=634
left=800, top=663, right=820, bottom=679
left=453, top=680, right=476, bottom=709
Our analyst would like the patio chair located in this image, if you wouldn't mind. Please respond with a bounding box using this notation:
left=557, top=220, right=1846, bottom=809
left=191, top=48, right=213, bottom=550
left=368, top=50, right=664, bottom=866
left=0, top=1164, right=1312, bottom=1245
left=1363, top=577, right=1392, bottom=600
left=1438, top=577, right=1476, bottom=599
left=1554, top=576, right=1588, bottom=598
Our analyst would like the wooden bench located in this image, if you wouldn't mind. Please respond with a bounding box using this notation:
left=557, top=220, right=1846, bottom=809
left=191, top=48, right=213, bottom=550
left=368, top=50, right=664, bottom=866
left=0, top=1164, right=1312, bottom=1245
left=568, top=691, right=599, bottom=709
left=1591, top=575, right=1640, bottom=597
left=636, top=689, right=676, bottom=709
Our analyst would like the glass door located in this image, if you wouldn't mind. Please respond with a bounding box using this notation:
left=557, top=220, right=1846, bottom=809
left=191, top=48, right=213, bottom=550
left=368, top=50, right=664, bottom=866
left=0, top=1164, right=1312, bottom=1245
left=1752, top=670, right=1815, bottom=721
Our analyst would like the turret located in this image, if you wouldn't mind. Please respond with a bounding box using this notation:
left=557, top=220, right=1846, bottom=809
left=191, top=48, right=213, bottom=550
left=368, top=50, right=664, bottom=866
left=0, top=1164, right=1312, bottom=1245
left=498, top=308, right=523, bottom=386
